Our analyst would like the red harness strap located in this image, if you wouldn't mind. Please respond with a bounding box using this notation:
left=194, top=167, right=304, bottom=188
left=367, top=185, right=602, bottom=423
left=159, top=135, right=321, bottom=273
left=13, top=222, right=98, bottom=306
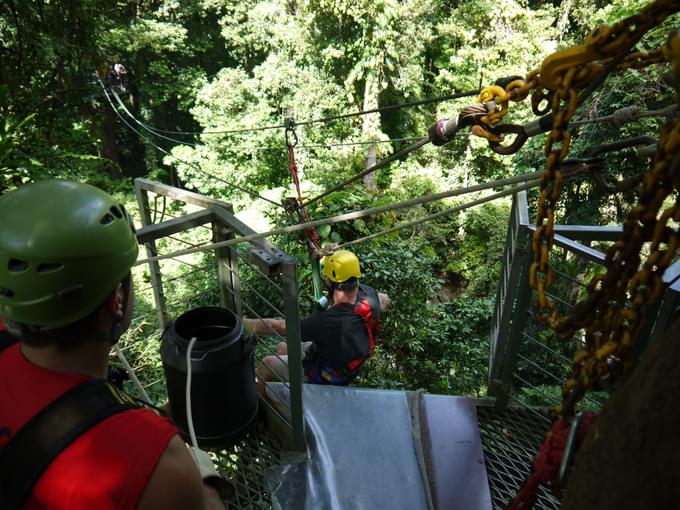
left=286, top=130, right=321, bottom=254
left=346, top=295, right=380, bottom=371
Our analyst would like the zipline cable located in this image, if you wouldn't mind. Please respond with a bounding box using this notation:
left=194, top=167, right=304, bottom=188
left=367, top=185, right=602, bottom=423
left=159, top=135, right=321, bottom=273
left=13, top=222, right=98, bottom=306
left=111, top=91, right=424, bottom=152
left=110, top=88, right=199, bottom=147
left=99, top=81, right=284, bottom=209
left=131, top=89, right=481, bottom=136
left=297, top=137, right=424, bottom=149
left=334, top=179, right=541, bottom=250
left=294, top=89, right=481, bottom=127
left=134, top=170, right=551, bottom=266
left=302, top=136, right=431, bottom=208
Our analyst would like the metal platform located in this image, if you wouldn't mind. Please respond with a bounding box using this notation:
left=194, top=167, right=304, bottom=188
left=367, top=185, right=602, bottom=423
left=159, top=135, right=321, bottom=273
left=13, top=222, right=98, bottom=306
left=215, top=422, right=282, bottom=510
left=213, top=398, right=561, bottom=510
left=477, top=405, right=560, bottom=510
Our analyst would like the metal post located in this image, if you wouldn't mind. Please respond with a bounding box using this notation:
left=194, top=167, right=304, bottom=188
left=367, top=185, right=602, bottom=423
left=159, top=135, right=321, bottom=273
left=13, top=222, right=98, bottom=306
left=488, top=191, right=529, bottom=396
left=212, top=218, right=241, bottom=315
left=281, top=258, right=306, bottom=451
left=495, top=228, right=534, bottom=410
left=639, top=260, right=680, bottom=355
left=134, top=185, right=168, bottom=330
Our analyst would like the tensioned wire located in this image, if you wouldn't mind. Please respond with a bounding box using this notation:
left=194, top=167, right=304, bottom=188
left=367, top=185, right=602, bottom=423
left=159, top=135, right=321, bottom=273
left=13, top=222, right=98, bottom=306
left=105, top=82, right=444, bottom=213
left=99, top=80, right=283, bottom=209
left=111, top=86, right=426, bottom=151
left=301, top=136, right=431, bottom=208
left=122, top=89, right=481, bottom=136
left=134, top=170, right=550, bottom=266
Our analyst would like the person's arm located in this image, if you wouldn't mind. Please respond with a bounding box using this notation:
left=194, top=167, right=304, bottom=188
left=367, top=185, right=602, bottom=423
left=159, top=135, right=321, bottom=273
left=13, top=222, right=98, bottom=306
left=243, top=317, right=286, bottom=336
left=378, top=292, right=390, bottom=313
left=137, top=435, right=225, bottom=510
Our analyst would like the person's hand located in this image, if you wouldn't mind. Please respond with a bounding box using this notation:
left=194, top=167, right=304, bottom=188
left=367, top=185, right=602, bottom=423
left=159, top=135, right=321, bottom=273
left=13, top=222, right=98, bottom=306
left=190, top=447, right=234, bottom=507
left=378, top=292, right=391, bottom=312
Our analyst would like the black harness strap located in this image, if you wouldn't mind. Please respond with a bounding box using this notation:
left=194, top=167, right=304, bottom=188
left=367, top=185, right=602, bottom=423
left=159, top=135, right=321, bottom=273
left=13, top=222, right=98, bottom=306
left=0, top=379, right=139, bottom=510
left=0, top=330, right=17, bottom=352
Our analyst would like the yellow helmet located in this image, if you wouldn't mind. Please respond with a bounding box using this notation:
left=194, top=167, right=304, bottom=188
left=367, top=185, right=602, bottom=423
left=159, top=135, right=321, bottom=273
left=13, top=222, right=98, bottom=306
left=322, top=250, right=361, bottom=283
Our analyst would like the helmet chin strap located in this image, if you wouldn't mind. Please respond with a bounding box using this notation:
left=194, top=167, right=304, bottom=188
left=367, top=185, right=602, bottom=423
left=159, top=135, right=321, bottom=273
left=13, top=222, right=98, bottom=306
left=110, top=273, right=132, bottom=346
left=109, top=322, right=124, bottom=345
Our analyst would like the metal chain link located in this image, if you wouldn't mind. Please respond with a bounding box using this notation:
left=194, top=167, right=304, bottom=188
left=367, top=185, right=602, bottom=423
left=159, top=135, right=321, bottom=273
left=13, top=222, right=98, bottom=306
left=477, top=0, right=680, bottom=412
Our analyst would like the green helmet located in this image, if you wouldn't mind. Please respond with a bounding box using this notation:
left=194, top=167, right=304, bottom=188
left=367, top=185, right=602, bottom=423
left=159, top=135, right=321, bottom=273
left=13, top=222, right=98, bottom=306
left=0, top=180, right=139, bottom=328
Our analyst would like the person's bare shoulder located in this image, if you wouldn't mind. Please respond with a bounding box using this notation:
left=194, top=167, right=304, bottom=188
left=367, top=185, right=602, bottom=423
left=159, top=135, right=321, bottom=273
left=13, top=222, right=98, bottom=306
left=137, top=435, right=206, bottom=510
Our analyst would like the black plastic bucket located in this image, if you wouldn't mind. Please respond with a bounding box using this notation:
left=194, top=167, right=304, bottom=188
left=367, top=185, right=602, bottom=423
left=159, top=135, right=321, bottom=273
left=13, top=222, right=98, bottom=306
left=161, top=306, right=258, bottom=448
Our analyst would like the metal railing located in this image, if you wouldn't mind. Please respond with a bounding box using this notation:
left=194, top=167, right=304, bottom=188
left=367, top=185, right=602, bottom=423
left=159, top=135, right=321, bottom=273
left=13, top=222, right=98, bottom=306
left=488, top=190, right=680, bottom=410
left=482, top=190, right=679, bottom=508
left=134, top=178, right=306, bottom=451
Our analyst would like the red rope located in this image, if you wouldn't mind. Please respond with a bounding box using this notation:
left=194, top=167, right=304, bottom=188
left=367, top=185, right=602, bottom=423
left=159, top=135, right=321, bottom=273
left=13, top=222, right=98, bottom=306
left=287, top=142, right=321, bottom=254
left=507, top=412, right=595, bottom=509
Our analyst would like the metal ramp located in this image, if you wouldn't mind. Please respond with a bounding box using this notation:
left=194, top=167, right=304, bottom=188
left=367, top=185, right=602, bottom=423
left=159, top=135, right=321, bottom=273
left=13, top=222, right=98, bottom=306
left=215, top=394, right=559, bottom=510
left=223, top=385, right=494, bottom=510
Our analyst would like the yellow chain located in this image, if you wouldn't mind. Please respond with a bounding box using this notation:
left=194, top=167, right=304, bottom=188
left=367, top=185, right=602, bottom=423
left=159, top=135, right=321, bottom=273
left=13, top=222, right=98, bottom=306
left=477, top=0, right=680, bottom=412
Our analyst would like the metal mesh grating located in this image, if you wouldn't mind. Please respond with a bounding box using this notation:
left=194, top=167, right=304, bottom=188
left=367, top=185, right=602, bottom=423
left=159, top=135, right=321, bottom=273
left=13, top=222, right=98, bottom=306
left=215, top=423, right=283, bottom=510
left=477, top=405, right=561, bottom=510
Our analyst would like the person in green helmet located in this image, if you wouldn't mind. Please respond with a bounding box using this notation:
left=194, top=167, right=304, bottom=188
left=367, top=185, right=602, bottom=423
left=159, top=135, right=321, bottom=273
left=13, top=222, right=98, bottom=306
left=0, top=180, right=228, bottom=510
left=245, top=249, right=390, bottom=386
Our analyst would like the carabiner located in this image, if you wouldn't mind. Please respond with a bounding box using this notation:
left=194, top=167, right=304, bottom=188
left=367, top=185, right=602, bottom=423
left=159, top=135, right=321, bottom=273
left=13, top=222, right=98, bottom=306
left=487, top=124, right=528, bottom=155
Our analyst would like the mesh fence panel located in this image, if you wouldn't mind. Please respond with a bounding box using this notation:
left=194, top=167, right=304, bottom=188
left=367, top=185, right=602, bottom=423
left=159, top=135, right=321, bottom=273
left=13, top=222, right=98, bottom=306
left=477, top=405, right=561, bottom=510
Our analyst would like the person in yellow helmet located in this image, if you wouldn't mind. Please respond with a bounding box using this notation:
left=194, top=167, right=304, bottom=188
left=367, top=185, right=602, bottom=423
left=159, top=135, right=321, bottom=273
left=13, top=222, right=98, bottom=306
left=245, top=250, right=389, bottom=386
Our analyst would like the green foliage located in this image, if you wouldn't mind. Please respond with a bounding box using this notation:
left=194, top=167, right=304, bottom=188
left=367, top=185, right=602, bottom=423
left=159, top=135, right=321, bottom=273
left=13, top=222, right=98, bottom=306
left=5, top=0, right=675, bottom=405
left=446, top=201, right=511, bottom=297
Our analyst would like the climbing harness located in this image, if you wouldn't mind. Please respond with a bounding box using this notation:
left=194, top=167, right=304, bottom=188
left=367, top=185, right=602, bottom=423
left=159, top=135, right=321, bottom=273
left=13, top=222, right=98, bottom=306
left=303, top=284, right=381, bottom=386
left=0, top=374, right=140, bottom=510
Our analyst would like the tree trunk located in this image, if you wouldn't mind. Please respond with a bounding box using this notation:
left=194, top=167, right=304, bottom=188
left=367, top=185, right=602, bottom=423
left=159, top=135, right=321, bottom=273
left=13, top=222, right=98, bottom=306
left=557, top=0, right=573, bottom=42
left=101, top=102, right=123, bottom=179
left=561, top=315, right=680, bottom=509
left=362, top=67, right=381, bottom=191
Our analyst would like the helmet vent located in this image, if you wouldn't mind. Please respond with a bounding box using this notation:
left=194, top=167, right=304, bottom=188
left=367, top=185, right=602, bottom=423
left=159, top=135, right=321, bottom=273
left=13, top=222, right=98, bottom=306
left=100, top=213, right=115, bottom=225
left=37, top=263, right=64, bottom=273
left=0, top=287, right=15, bottom=298
left=110, top=206, right=123, bottom=219
left=8, top=259, right=29, bottom=272
left=57, top=285, right=83, bottom=306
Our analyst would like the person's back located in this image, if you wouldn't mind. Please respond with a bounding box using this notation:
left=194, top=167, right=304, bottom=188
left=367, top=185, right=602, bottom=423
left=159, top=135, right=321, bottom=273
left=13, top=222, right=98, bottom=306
left=0, top=181, right=227, bottom=509
left=0, top=342, right=177, bottom=509
left=251, top=250, right=387, bottom=387
left=302, top=283, right=380, bottom=366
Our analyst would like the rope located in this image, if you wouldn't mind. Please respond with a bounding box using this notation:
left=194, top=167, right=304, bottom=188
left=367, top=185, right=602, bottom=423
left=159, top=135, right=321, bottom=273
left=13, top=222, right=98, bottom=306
left=297, top=137, right=424, bottom=149
left=302, top=136, right=430, bottom=208
left=294, top=89, right=481, bottom=127
left=110, top=88, right=199, bottom=147
left=134, top=170, right=548, bottom=266
left=99, top=81, right=284, bottom=209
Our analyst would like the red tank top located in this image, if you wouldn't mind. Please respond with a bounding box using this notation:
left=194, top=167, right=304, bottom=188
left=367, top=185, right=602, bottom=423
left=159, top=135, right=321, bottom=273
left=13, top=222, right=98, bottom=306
left=0, top=343, right=177, bottom=509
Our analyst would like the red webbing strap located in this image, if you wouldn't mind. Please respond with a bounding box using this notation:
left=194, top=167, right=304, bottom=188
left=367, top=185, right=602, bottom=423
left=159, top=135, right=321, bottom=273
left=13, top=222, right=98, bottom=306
left=507, top=412, right=594, bottom=509
left=286, top=128, right=321, bottom=255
